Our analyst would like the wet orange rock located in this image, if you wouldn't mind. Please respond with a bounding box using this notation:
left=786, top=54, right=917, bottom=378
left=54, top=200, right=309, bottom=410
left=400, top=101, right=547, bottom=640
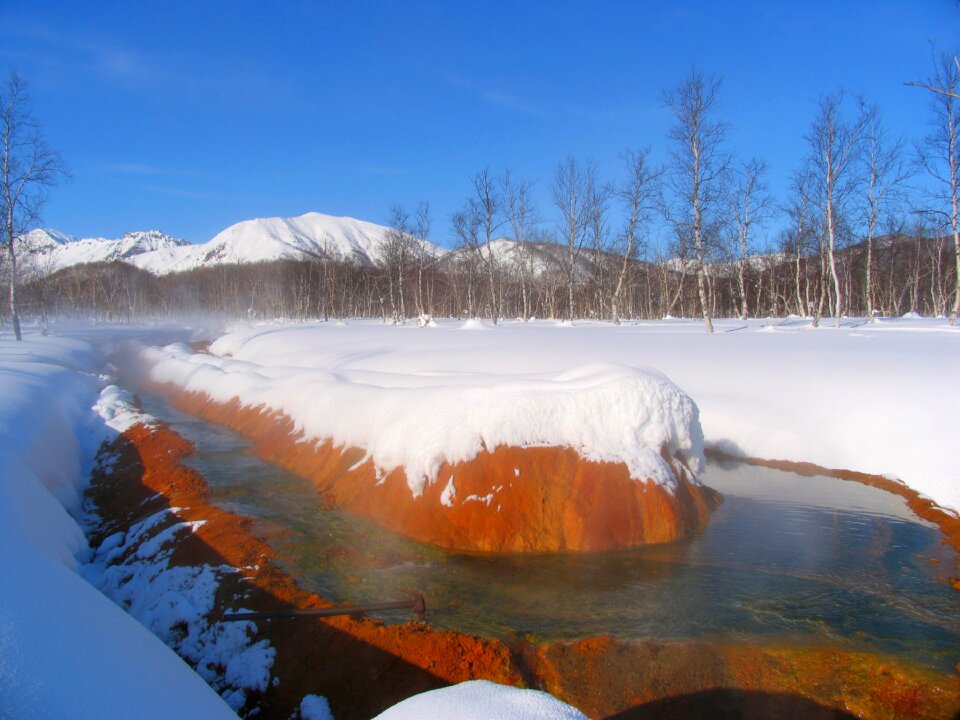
left=156, top=389, right=721, bottom=552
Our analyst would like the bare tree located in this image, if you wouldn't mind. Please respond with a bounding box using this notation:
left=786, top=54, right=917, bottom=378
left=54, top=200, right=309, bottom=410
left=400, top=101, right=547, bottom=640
left=382, top=205, right=412, bottom=322
left=552, top=156, right=596, bottom=320
left=452, top=168, right=506, bottom=323
left=861, top=108, right=908, bottom=321
left=1, top=71, right=67, bottom=340
left=587, top=178, right=611, bottom=318
left=728, top=158, right=772, bottom=319
left=805, top=91, right=869, bottom=327
left=664, top=69, right=730, bottom=333
left=913, top=50, right=960, bottom=325
left=501, top=171, right=537, bottom=321
left=784, top=169, right=818, bottom=317
left=412, top=201, right=433, bottom=317
left=612, top=148, right=661, bottom=324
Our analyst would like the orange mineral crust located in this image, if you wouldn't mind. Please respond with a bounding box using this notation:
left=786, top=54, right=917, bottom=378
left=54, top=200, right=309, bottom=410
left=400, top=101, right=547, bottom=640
left=156, top=387, right=721, bottom=552
left=88, top=406, right=960, bottom=720
left=87, top=419, right=522, bottom=720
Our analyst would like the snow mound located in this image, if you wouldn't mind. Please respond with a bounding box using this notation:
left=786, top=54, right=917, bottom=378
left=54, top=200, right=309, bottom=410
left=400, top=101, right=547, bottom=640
left=143, top=334, right=705, bottom=496
left=373, top=680, right=588, bottom=720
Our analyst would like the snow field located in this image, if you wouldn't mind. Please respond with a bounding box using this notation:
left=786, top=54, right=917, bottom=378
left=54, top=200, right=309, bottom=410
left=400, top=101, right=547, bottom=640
left=146, top=316, right=959, bottom=512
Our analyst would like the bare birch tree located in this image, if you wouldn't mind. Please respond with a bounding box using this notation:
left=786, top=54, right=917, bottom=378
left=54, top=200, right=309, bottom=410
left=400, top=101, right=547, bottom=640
left=664, top=69, right=730, bottom=333
left=501, top=170, right=537, bottom=321
left=861, top=108, right=908, bottom=321
left=382, top=205, right=412, bottom=322
left=612, top=148, right=661, bottom=324
left=1, top=71, right=67, bottom=340
left=412, top=201, right=433, bottom=317
left=728, top=158, right=772, bottom=319
left=805, top=91, right=869, bottom=328
left=912, top=50, right=960, bottom=325
left=451, top=169, right=506, bottom=323
left=552, top=156, right=596, bottom=320
left=784, top=169, right=817, bottom=316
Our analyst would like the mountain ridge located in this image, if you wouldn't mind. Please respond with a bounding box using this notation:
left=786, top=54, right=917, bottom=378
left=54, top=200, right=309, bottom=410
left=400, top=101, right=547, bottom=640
left=17, top=212, right=446, bottom=276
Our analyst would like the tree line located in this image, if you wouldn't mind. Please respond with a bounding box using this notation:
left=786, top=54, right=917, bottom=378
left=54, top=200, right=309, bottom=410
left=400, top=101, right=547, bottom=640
left=6, top=221, right=953, bottom=326
left=2, top=52, right=959, bottom=334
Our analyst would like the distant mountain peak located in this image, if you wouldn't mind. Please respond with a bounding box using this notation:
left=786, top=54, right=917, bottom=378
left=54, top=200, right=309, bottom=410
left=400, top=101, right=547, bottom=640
left=20, top=211, right=446, bottom=276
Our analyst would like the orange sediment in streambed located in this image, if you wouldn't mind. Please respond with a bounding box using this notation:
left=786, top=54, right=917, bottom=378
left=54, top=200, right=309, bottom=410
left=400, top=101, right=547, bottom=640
left=86, top=420, right=522, bottom=720
left=149, top=388, right=720, bottom=552
left=529, top=636, right=960, bottom=720
left=87, top=412, right=960, bottom=719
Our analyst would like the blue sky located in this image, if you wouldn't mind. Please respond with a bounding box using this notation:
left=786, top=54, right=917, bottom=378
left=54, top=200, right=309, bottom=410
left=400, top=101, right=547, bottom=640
left=1, top=1, right=957, bottom=248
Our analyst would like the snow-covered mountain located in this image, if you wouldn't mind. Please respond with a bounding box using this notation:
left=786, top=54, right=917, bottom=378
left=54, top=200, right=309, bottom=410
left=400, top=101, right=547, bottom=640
left=440, top=237, right=606, bottom=279
left=18, top=228, right=191, bottom=273
left=18, top=212, right=447, bottom=276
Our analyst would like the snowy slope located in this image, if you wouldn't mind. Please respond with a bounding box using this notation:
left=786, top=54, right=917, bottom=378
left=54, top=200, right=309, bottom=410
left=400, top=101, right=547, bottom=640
left=0, top=333, right=238, bottom=719
left=441, top=237, right=599, bottom=278
left=374, top=680, right=587, bottom=720
left=18, top=228, right=189, bottom=273
left=130, top=212, right=399, bottom=273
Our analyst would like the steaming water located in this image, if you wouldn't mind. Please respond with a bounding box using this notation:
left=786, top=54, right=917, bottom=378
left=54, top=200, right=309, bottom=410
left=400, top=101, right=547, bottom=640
left=137, top=391, right=960, bottom=673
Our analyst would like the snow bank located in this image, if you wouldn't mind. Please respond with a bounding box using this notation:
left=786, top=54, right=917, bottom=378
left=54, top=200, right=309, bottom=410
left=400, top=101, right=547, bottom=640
left=373, top=680, right=587, bottom=720
left=0, top=334, right=237, bottom=719
left=145, top=316, right=960, bottom=512
left=143, top=338, right=704, bottom=497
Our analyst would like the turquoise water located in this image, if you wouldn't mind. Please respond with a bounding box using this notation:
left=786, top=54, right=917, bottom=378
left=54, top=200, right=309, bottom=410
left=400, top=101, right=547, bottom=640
left=137, top=391, right=960, bottom=673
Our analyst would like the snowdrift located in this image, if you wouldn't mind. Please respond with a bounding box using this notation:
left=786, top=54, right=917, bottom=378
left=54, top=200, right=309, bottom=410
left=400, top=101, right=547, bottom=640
left=0, top=335, right=237, bottom=719
left=141, top=329, right=717, bottom=551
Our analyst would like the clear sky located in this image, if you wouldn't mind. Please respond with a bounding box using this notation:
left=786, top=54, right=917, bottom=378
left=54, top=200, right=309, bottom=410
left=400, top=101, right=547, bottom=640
left=2, top=0, right=958, bottom=248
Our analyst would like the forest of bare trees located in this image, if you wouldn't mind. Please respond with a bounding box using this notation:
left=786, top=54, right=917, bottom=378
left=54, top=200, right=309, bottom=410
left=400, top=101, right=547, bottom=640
left=4, top=52, right=960, bottom=331
left=7, top=223, right=954, bottom=327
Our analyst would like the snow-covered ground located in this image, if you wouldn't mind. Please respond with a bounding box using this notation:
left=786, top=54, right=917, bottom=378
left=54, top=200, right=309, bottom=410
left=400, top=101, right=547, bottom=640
left=0, top=334, right=239, bottom=719
left=1, top=316, right=957, bottom=718
left=143, top=315, right=960, bottom=513
left=0, top=325, right=591, bottom=719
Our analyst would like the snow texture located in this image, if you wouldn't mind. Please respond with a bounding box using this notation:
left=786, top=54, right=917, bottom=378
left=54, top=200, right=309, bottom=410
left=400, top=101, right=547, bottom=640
left=0, top=334, right=238, bottom=719
left=142, top=328, right=705, bottom=497
left=373, top=680, right=588, bottom=720
left=143, top=316, right=960, bottom=512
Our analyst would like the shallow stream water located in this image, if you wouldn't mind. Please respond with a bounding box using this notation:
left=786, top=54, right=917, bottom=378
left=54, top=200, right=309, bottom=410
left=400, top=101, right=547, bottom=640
left=137, top=391, right=960, bottom=673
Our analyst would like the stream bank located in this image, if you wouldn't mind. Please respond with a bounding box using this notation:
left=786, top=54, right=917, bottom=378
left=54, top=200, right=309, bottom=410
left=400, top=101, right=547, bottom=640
left=84, top=387, right=960, bottom=719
